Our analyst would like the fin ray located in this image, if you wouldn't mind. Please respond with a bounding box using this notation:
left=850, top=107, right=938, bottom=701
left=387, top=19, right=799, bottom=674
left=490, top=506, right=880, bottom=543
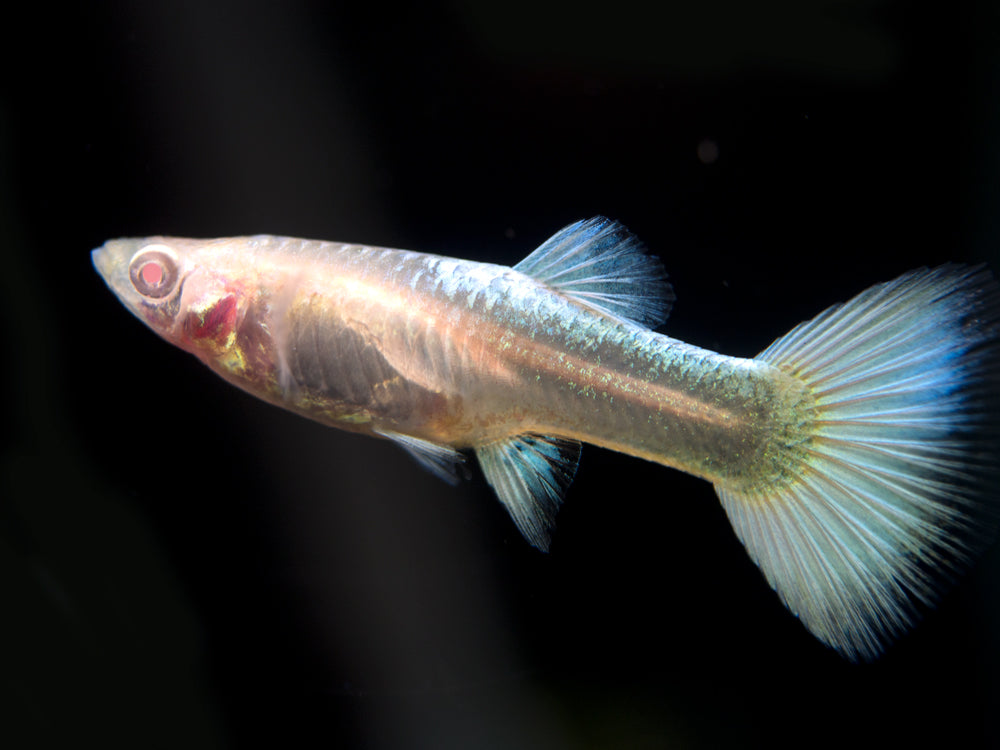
left=475, top=434, right=581, bottom=551
left=718, top=265, right=1000, bottom=660
left=514, top=217, right=674, bottom=329
left=375, top=429, right=466, bottom=485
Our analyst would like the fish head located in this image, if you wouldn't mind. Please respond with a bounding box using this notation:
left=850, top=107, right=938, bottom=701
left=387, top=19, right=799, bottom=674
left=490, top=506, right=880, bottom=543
left=92, top=237, right=254, bottom=364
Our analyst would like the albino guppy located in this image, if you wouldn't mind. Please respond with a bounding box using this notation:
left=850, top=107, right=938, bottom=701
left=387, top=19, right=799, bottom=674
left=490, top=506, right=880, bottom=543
left=92, top=217, right=1000, bottom=661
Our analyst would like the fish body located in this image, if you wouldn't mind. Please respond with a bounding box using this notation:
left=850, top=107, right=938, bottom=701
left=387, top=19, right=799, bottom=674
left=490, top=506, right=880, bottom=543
left=93, top=218, right=1000, bottom=661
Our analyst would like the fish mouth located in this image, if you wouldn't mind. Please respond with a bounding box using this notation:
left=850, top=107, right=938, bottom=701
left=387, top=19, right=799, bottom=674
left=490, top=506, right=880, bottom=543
left=91, top=245, right=112, bottom=282
left=92, top=238, right=141, bottom=294
left=91, top=239, right=143, bottom=310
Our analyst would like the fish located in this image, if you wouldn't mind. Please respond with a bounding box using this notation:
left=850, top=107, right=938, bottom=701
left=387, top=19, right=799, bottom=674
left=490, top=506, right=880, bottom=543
left=92, top=217, right=1000, bottom=661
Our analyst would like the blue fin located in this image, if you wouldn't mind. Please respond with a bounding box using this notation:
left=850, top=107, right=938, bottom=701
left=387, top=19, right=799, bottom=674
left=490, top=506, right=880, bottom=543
left=514, top=217, right=674, bottom=329
left=717, top=265, right=1000, bottom=661
left=475, top=434, right=581, bottom=551
left=375, top=429, right=466, bottom=485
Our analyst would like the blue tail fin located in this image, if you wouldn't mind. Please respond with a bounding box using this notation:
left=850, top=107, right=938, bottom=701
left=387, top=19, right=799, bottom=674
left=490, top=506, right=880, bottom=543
left=716, top=266, right=1000, bottom=660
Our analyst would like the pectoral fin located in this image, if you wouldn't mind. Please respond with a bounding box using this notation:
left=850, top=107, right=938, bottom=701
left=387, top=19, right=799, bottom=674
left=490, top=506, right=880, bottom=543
left=475, top=434, right=581, bottom=551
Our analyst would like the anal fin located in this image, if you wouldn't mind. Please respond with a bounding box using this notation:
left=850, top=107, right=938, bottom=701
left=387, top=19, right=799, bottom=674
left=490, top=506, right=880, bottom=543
left=475, top=434, right=581, bottom=551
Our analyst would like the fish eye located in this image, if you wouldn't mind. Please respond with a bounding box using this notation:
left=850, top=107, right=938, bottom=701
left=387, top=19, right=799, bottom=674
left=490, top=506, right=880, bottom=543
left=129, top=245, right=179, bottom=299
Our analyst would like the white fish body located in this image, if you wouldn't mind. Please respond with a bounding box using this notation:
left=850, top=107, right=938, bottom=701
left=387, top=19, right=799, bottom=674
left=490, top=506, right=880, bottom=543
left=92, top=218, right=1000, bottom=661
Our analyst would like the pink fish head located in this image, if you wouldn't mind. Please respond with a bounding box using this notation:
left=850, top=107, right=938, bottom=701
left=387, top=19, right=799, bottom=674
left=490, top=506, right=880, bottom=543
left=92, top=237, right=253, bottom=364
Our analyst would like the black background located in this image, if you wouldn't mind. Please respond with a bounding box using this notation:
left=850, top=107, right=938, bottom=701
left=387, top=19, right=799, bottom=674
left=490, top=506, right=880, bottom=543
left=3, top=1, right=1000, bottom=747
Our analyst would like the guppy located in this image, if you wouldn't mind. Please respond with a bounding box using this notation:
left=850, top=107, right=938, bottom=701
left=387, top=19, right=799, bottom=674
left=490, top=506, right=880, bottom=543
left=93, top=217, right=1000, bottom=661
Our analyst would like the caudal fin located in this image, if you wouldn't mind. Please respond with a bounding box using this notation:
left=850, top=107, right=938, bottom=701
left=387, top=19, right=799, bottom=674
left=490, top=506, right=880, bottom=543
left=716, top=265, right=1000, bottom=660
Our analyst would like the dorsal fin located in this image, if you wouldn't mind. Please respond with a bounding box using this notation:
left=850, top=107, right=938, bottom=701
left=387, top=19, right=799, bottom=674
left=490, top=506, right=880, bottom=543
left=475, top=434, right=581, bottom=551
left=514, top=217, right=674, bottom=329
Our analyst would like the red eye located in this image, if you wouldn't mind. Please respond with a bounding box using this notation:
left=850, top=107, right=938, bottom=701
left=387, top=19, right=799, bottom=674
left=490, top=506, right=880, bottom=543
left=139, top=260, right=163, bottom=287
left=129, top=246, right=179, bottom=298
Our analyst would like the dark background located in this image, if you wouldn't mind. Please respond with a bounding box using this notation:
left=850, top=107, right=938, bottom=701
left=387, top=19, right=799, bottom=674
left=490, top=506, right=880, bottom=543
left=3, top=1, right=1000, bottom=747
